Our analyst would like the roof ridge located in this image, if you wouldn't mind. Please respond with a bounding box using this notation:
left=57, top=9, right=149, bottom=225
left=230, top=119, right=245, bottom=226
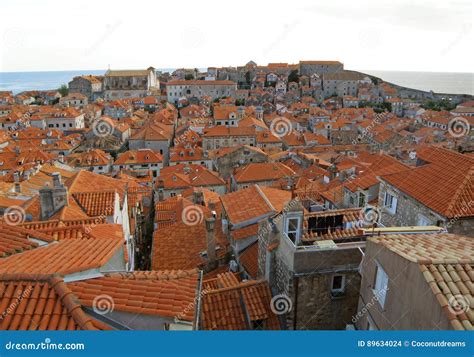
left=205, top=279, right=265, bottom=294
left=48, top=275, right=96, bottom=330
left=255, top=185, right=276, bottom=212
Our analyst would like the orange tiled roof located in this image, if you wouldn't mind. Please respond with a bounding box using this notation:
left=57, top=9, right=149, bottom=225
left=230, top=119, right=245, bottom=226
left=380, top=152, right=473, bottom=219
left=231, top=223, right=259, bottom=241
left=239, top=242, right=259, bottom=278
left=68, top=270, right=199, bottom=322
left=0, top=224, right=52, bottom=258
left=72, top=191, right=116, bottom=217
left=152, top=219, right=228, bottom=270
left=114, top=149, right=163, bottom=165
left=200, top=280, right=280, bottom=330
left=0, top=238, right=124, bottom=275
left=0, top=274, right=102, bottom=330
left=67, top=149, right=112, bottom=168
left=220, top=185, right=291, bottom=225
left=234, top=162, right=296, bottom=184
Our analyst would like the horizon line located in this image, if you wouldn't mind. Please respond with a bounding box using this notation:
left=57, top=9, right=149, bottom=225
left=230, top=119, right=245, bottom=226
left=1, top=68, right=473, bottom=75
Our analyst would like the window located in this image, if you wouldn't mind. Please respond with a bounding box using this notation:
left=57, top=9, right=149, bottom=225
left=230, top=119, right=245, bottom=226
left=285, top=216, right=301, bottom=243
left=358, top=193, right=366, bottom=208
left=331, top=274, right=346, bottom=294
left=417, top=215, right=432, bottom=226
left=383, top=192, right=397, bottom=214
left=373, top=262, right=388, bottom=308
left=170, top=192, right=176, bottom=197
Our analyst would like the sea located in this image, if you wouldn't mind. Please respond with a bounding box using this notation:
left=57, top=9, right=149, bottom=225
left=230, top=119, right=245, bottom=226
left=0, top=69, right=473, bottom=96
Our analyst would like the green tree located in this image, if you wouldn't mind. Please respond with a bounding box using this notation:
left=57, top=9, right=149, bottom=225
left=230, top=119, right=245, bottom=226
left=288, top=69, right=299, bottom=83
left=58, top=84, right=68, bottom=97
left=245, top=71, right=251, bottom=84
left=185, top=74, right=194, bottom=80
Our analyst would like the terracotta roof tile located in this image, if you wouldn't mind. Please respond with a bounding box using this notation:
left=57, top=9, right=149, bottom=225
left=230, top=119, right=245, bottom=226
left=239, top=242, right=259, bottom=278
left=68, top=270, right=199, bottom=322
left=0, top=238, right=124, bottom=276
left=200, top=280, right=280, bottom=330
left=0, top=274, right=100, bottom=330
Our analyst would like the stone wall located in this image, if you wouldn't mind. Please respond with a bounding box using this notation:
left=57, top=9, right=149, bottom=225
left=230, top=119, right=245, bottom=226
left=294, top=272, right=361, bottom=330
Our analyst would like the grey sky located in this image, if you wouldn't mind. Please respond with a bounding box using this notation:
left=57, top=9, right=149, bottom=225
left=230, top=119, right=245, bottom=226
left=0, top=0, right=472, bottom=72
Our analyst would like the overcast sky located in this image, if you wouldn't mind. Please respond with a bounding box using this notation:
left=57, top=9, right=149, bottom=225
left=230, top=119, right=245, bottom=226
left=0, top=0, right=473, bottom=73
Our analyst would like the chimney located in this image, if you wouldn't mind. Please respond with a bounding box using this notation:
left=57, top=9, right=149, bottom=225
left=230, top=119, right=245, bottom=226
left=39, top=172, right=68, bottom=220
left=205, top=214, right=217, bottom=269
left=52, top=172, right=61, bottom=188
left=13, top=172, right=21, bottom=194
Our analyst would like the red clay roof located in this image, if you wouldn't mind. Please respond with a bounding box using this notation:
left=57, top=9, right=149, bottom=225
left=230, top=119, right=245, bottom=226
left=152, top=219, right=228, bottom=270
left=221, top=185, right=292, bottom=225
left=68, top=270, right=199, bottom=322
left=200, top=280, right=280, bottom=330
left=0, top=238, right=124, bottom=275
left=380, top=149, right=473, bottom=218
left=0, top=274, right=101, bottom=330
left=239, top=242, right=259, bottom=278
left=234, top=162, right=296, bottom=183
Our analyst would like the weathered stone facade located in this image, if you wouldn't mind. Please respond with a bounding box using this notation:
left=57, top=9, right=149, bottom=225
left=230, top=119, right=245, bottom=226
left=378, top=180, right=474, bottom=237
left=166, top=80, right=237, bottom=103
left=214, top=146, right=269, bottom=180
left=68, top=75, right=103, bottom=100
left=103, top=68, right=157, bottom=100
left=257, top=202, right=364, bottom=330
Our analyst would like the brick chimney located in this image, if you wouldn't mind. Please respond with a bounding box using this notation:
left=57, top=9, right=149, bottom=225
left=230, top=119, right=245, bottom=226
left=39, top=172, right=68, bottom=220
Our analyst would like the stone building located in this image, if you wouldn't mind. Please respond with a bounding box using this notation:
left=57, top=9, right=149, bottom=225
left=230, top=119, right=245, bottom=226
left=299, top=61, right=344, bottom=76
left=202, top=127, right=256, bottom=150
left=212, top=145, right=269, bottom=180
left=355, top=232, right=472, bottom=330
left=166, top=80, right=237, bottom=104
left=68, top=75, right=103, bottom=100
left=103, top=67, right=158, bottom=100
left=322, top=71, right=366, bottom=98
left=257, top=202, right=367, bottom=329
left=128, top=122, right=174, bottom=164
left=59, top=93, right=88, bottom=108
left=378, top=146, right=473, bottom=237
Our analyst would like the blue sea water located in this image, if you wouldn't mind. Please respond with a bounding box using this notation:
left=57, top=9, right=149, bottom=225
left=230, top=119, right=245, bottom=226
left=361, top=70, right=473, bottom=96
left=0, top=69, right=473, bottom=96
left=0, top=69, right=175, bottom=94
